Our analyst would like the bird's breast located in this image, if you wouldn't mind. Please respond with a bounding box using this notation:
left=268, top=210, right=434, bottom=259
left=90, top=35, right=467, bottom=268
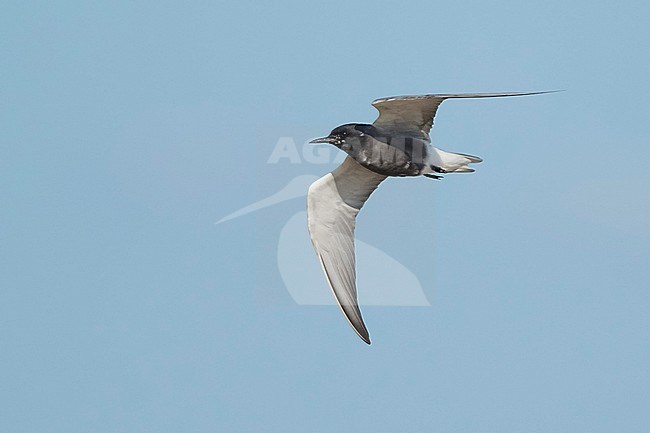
left=351, top=136, right=428, bottom=177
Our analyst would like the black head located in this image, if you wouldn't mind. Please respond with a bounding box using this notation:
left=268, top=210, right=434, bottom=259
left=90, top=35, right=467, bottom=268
left=309, top=123, right=377, bottom=150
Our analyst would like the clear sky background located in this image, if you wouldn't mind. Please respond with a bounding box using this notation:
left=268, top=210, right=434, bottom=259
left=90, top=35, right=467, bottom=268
left=2, top=1, right=649, bottom=432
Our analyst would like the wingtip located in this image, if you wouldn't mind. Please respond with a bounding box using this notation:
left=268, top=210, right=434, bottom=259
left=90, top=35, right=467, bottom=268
left=346, top=309, right=371, bottom=344
left=371, top=89, right=565, bottom=106
left=351, top=320, right=372, bottom=345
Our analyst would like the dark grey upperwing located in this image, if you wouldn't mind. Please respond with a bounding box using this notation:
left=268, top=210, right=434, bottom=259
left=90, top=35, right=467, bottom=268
left=372, top=91, right=557, bottom=141
left=307, top=157, right=387, bottom=344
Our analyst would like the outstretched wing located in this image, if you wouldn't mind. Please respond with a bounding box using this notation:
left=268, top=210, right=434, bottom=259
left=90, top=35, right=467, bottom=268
left=372, top=91, right=557, bottom=141
left=307, top=157, right=387, bottom=344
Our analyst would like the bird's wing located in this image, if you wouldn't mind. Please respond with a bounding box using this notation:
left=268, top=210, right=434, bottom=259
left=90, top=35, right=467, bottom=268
left=307, top=157, right=387, bottom=344
left=372, top=91, right=556, bottom=141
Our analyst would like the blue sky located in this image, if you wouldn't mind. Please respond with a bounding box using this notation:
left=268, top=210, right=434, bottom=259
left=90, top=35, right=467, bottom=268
left=1, top=1, right=649, bottom=432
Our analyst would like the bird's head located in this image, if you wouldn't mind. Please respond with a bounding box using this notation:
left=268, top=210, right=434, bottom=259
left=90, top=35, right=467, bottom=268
left=309, top=123, right=375, bottom=151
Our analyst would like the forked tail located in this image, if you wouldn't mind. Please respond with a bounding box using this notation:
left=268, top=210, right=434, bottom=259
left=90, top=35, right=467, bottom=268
left=426, top=148, right=482, bottom=174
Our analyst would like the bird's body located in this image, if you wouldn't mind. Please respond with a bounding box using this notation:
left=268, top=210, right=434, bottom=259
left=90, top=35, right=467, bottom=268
left=321, top=123, right=481, bottom=178
left=307, top=91, right=556, bottom=344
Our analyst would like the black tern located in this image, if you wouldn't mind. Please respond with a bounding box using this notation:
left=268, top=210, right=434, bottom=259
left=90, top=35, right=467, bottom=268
left=308, top=91, right=555, bottom=344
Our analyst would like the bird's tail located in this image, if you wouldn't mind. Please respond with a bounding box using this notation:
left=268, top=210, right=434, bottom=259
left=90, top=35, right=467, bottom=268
left=428, top=148, right=482, bottom=174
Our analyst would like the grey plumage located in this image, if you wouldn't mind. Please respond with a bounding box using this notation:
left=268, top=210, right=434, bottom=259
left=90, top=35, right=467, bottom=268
left=315, top=124, right=440, bottom=177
